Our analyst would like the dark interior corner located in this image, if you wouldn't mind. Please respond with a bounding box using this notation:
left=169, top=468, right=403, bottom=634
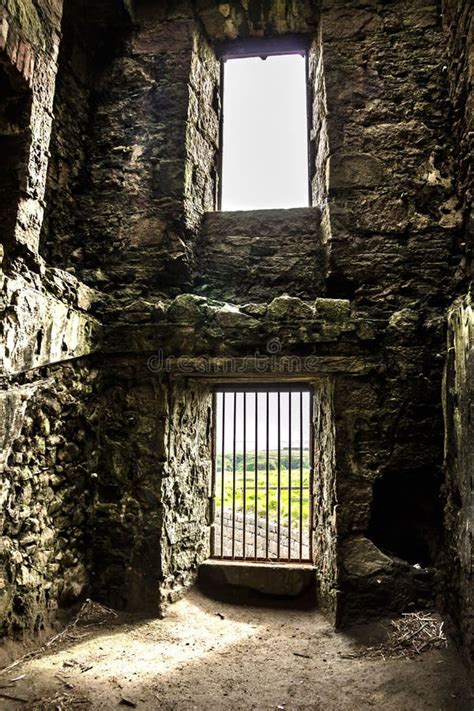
left=367, top=468, right=443, bottom=566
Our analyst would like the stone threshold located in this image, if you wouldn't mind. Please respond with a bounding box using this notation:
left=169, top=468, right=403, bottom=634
left=198, top=558, right=317, bottom=598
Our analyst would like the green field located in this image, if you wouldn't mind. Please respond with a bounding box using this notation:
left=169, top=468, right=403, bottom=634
left=215, top=450, right=311, bottom=525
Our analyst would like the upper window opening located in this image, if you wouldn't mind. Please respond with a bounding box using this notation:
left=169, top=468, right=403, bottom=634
left=220, top=52, right=310, bottom=212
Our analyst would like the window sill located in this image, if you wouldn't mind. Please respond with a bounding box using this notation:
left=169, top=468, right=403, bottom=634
left=198, top=558, right=316, bottom=598
left=206, top=205, right=319, bottom=219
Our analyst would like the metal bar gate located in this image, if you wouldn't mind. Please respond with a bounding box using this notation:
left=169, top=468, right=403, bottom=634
left=210, top=385, right=313, bottom=563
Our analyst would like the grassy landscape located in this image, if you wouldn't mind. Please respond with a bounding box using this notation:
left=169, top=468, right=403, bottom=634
left=215, top=449, right=311, bottom=525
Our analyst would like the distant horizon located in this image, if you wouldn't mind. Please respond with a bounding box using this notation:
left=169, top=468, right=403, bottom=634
left=219, top=444, right=310, bottom=455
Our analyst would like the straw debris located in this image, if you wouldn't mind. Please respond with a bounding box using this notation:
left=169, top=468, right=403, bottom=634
left=359, top=612, right=448, bottom=660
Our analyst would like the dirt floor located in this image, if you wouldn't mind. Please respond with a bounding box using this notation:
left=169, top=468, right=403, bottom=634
left=0, top=589, right=472, bottom=710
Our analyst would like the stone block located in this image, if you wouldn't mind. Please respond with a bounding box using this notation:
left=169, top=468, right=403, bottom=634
left=167, top=293, right=206, bottom=323
left=198, top=559, right=316, bottom=597
left=328, top=153, right=385, bottom=190
left=322, top=8, right=382, bottom=40
left=267, top=295, right=315, bottom=321
left=0, top=10, right=9, bottom=51
left=1, top=273, right=100, bottom=374
left=341, top=536, right=394, bottom=578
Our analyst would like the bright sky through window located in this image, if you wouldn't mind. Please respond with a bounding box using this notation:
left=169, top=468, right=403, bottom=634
left=216, top=391, right=311, bottom=452
left=221, top=53, right=309, bottom=211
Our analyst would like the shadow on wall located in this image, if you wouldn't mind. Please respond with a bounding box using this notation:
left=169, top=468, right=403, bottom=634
left=367, top=468, right=443, bottom=566
left=326, top=272, right=356, bottom=301
left=0, top=56, right=32, bottom=252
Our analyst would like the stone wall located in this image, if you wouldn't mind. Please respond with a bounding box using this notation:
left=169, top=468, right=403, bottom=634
left=73, top=3, right=203, bottom=299
left=443, top=295, right=473, bottom=660
left=90, top=364, right=212, bottom=615
left=0, top=0, right=472, bottom=655
left=42, top=1, right=318, bottom=303
left=195, top=209, right=327, bottom=303
left=442, top=0, right=472, bottom=285
left=336, top=374, right=441, bottom=619
left=184, top=24, right=219, bottom=231
left=91, top=360, right=167, bottom=612
left=39, top=0, right=133, bottom=274
left=160, top=378, right=213, bottom=608
left=196, top=0, right=318, bottom=40
left=0, top=360, right=99, bottom=639
left=315, top=0, right=460, bottom=621
left=322, top=0, right=457, bottom=314
left=0, top=50, right=32, bottom=250
left=0, top=0, right=101, bottom=650
left=441, top=0, right=473, bottom=664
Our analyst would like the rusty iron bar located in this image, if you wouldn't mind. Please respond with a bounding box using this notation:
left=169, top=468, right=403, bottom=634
left=243, top=392, right=247, bottom=560
left=277, top=391, right=281, bottom=560
left=232, top=391, right=236, bottom=559
left=220, top=392, right=225, bottom=558
left=288, top=391, right=292, bottom=561
left=265, top=391, right=270, bottom=560
left=299, top=390, right=303, bottom=562
left=254, top=391, right=258, bottom=559
left=210, top=392, right=216, bottom=557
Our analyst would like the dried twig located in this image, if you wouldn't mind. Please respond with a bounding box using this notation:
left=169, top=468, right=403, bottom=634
left=0, top=600, right=118, bottom=677
left=32, top=691, right=90, bottom=710
left=351, top=611, right=448, bottom=660
left=0, top=691, right=29, bottom=702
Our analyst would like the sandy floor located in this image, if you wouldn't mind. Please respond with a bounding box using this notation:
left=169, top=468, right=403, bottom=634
left=0, top=590, right=472, bottom=710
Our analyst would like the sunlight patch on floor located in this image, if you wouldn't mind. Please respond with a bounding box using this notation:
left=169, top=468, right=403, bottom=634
left=30, top=597, right=262, bottom=682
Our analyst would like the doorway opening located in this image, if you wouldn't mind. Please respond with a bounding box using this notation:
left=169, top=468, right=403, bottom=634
left=210, top=385, right=313, bottom=563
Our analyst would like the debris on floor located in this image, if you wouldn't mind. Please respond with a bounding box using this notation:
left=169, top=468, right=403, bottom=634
left=357, top=611, right=448, bottom=660
left=0, top=593, right=471, bottom=710
left=0, top=600, right=117, bottom=678
left=31, top=691, right=90, bottom=710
